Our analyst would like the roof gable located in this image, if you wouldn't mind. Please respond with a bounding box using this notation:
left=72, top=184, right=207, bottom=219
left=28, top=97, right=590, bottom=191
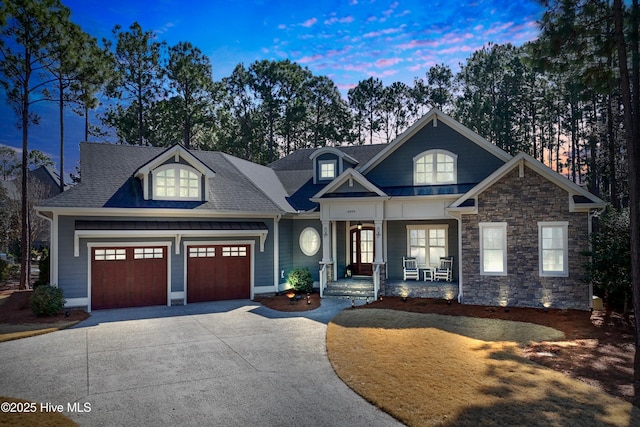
left=449, top=152, right=607, bottom=212
left=311, top=168, right=387, bottom=200
left=134, top=143, right=216, bottom=178
left=358, top=109, right=512, bottom=176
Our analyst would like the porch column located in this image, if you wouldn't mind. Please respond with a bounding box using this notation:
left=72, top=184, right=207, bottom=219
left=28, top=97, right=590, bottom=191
left=374, top=220, right=384, bottom=263
left=321, top=220, right=332, bottom=263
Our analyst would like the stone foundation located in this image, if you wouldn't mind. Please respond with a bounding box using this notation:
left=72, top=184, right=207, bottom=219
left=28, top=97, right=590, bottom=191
left=386, top=281, right=458, bottom=300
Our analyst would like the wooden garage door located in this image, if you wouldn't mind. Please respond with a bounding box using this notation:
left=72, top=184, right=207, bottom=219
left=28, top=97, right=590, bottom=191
left=187, top=245, right=250, bottom=303
left=91, top=247, right=167, bottom=310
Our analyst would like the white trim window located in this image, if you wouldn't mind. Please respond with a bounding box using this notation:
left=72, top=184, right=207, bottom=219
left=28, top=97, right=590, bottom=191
left=407, top=225, right=448, bottom=267
left=318, top=160, right=337, bottom=180
left=414, top=149, right=457, bottom=185
left=538, top=222, right=569, bottom=277
left=479, top=222, right=507, bottom=275
left=154, top=164, right=201, bottom=200
left=299, top=227, right=321, bottom=256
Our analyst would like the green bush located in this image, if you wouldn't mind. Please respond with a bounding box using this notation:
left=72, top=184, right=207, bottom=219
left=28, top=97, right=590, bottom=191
left=287, top=268, right=314, bottom=293
left=585, top=207, right=631, bottom=311
left=30, top=285, right=65, bottom=317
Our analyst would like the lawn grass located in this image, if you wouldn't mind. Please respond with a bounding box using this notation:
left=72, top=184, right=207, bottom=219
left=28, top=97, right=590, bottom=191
left=327, top=309, right=640, bottom=427
left=0, top=397, right=78, bottom=426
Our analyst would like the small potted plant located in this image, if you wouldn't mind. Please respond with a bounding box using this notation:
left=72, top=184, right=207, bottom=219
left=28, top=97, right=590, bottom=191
left=345, top=264, right=352, bottom=277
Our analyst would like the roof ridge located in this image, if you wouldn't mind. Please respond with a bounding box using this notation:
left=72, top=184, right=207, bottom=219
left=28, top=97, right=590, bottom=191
left=219, top=153, right=290, bottom=213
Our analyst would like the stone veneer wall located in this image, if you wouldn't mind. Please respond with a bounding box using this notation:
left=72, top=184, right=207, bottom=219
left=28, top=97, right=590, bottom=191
left=461, top=167, right=591, bottom=310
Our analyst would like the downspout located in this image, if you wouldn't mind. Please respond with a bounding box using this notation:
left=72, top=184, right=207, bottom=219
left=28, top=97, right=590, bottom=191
left=587, top=208, right=605, bottom=309
left=273, top=215, right=281, bottom=294
left=36, top=211, right=56, bottom=287
left=446, top=210, right=463, bottom=303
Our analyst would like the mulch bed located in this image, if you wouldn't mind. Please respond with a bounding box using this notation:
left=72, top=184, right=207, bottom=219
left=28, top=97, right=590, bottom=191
left=0, top=289, right=89, bottom=324
left=253, top=291, right=321, bottom=312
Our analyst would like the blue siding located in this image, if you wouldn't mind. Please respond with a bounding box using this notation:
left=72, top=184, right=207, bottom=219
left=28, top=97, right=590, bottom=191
left=290, top=219, right=323, bottom=281
left=278, top=219, right=294, bottom=285
left=365, top=121, right=506, bottom=187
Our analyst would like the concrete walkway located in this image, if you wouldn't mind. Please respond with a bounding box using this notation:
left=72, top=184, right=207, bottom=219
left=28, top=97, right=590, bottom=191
left=0, top=299, right=400, bottom=426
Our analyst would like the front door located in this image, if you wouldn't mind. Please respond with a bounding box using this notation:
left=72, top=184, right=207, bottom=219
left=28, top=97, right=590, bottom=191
left=351, top=227, right=374, bottom=276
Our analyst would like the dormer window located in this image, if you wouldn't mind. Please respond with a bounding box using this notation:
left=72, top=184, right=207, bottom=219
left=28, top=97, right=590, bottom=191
left=309, top=147, right=358, bottom=184
left=319, top=160, right=336, bottom=180
left=153, top=164, right=201, bottom=200
left=414, top=149, right=457, bottom=185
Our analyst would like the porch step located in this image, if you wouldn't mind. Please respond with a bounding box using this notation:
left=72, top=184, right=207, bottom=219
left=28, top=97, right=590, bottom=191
left=323, top=282, right=375, bottom=300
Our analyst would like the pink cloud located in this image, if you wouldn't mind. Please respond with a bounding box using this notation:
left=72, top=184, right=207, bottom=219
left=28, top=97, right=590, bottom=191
left=368, top=69, right=399, bottom=78
left=297, top=54, right=323, bottom=64
left=343, top=63, right=370, bottom=72
left=375, top=57, right=402, bottom=68
left=363, top=25, right=405, bottom=38
left=301, top=17, right=318, bottom=28
left=325, top=15, right=354, bottom=25
left=383, top=1, right=399, bottom=17
left=397, top=39, right=437, bottom=50
left=484, top=21, right=514, bottom=36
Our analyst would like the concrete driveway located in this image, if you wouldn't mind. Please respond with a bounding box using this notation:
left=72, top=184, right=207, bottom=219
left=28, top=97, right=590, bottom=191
left=0, top=299, right=400, bottom=426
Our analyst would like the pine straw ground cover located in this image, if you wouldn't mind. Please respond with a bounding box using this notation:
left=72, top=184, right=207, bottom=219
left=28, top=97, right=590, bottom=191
left=327, top=308, right=640, bottom=427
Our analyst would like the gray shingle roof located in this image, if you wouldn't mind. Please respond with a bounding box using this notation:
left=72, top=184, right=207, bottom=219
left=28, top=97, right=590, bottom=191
left=269, top=144, right=388, bottom=194
left=40, top=143, right=289, bottom=213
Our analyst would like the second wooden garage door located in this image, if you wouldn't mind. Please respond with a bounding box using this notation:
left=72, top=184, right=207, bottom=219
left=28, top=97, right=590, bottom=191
left=187, top=245, right=251, bottom=303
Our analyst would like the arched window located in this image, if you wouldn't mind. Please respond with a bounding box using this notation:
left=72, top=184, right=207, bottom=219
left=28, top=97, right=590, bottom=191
left=153, top=164, right=201, bottom=200
left=414, top=150, right=457, bottom=185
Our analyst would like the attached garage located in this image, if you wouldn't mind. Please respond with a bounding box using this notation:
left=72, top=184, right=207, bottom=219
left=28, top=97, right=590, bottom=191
left=91, top=246, right=168, bottom=310
left=187, top=244, right=251, bottom=303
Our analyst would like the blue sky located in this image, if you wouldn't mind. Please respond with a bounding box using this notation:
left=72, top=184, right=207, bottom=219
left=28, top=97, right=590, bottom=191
left=0, top=0, right=545, bottom=176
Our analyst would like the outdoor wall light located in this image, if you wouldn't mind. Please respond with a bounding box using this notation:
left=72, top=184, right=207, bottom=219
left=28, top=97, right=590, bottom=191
left=357, top=221, right=363, bottom=230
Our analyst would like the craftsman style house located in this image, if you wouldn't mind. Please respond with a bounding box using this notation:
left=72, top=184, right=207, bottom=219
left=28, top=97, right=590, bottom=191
left=36, top=109, right=606, bottom=311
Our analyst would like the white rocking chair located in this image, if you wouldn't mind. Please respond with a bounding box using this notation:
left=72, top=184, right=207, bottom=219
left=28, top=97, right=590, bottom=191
left=403, top=257, right=419, bottom=281
left=434, top=257, right=453, bottom=282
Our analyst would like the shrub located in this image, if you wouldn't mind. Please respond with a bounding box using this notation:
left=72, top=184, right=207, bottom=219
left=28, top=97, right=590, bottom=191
left=30, top=285, right=65, bottom=317
left=585, top=207, right=631, bottom=311
left=287, top=268, right=314, bottom=293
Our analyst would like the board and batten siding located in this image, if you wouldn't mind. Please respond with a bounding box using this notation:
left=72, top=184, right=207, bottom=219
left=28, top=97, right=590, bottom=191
left=364, top=120, right=506, bottom=187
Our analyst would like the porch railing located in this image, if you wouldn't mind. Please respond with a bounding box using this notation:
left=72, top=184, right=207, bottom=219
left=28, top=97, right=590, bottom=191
left=373, top=264, right=380, bottom=301
left=319, top=264, right=327, bottom=298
